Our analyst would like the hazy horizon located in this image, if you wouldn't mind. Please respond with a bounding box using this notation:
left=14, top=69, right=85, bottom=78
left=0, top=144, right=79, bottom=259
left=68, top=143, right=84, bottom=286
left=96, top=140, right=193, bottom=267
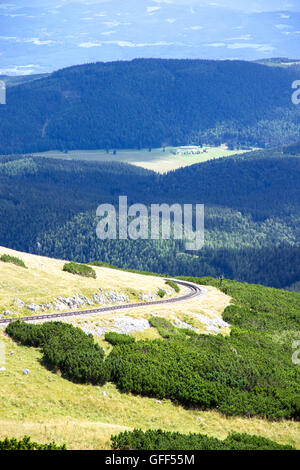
left=0, top=0, right=299, bottom=75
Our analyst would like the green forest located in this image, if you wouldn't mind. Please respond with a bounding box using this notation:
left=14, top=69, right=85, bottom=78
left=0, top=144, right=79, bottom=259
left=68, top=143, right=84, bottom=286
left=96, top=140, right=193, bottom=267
left=0, top=147, right=299, bottom=290
left=0, top=59, right=299, bottom=154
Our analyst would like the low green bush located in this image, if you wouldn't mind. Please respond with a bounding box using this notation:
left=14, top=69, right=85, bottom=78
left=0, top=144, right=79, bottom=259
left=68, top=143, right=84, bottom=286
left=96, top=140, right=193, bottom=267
left=7, top=276, right=300, bottom=422
left=111, top=429, right=295, bottom=450
left=157, top=289, right=166, bottom=298
left=165, top=280, right=180, bottom=293
left=149, top=316, right=179, bottom=338
left=63, top=261, right=96, bottom=279
left=106, top=277, right=300, bottom=420
left=6, top=321, right=108, bottom=385
left=105, top=332, right=135, bottom=345
left=0, top=436, right=66, bottom=450
left=0, top=254, right=26, bottom=268
left=88, top=261, right=165, bottom=277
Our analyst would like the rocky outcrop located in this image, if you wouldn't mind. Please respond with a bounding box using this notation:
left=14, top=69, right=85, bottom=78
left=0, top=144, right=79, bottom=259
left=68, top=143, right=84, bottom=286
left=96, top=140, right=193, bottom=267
left=14, top=299, right=25, bottom=308
left=78, top=316, right=151, bottom=337
left=139, top=288, right=174, bottom=302
left=26, top=304, right=40, bottom=313
left=192, top=312, right=230, bottom=332
left=2, top=310, right=17, bottom=316
left=3, top=286, right=173, bottom=318
left=172, top=318, right=196, bottom=330
left=8, top=289, right=132, bottom=315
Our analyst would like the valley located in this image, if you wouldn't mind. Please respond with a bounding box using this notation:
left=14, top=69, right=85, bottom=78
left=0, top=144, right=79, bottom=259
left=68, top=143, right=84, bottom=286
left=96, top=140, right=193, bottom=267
left=32, top=145, right=250, bottom=174
left=0, top=52, right=299, bottom=453
left=1, top=0, right=300, bottom=454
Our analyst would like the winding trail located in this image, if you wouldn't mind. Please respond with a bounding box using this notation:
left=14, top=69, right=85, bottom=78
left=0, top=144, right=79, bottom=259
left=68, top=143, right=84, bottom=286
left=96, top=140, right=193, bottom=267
left=0, top=278, right=204, bottom=325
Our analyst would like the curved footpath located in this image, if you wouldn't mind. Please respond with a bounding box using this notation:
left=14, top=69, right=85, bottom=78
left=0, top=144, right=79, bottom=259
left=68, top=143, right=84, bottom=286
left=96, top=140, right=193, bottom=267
left=0, top=279, right=205, bottom=326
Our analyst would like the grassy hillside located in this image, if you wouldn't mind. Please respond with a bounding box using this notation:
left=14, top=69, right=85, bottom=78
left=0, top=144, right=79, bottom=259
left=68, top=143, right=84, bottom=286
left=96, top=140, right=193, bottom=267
left=0, top=298, right=298, bottom=449
left=0, top=246, right=231, bottom=338
left=1, top=330, right=299, bottom=450
left=0, top=246, right=174, bottom=317
left=0, top=249, right=299, bottom=449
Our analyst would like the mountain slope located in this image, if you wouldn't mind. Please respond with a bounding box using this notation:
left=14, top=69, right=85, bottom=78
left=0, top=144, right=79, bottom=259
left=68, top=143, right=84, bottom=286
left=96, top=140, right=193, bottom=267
left=0, top=250, right=299, bottom=448
left=0, top=246, right=176, bottom=318
left=0, top=59, right=299, bottom=154
left=0, top=149, right=300, bottom=288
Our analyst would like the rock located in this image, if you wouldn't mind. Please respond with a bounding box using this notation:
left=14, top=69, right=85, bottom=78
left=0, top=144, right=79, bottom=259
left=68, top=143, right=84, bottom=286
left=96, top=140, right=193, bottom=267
left=192, top=312, right=230, bottom=331
left=113, top=317, right=150, bottom=334
left=41, top=303, right=53, bottom=310
left=173, top=318, right=196, bottom=330
left=81, top=325, right=106, bottom=337
left=22, top=368, right=30, bottom=375
left=26, top=304, right=40, bottom=312
left=3, top=310, right=15, bottom=316
left=7, top=289, right=132, bottom=317
left=156, top=400, right=162, bottom=404
left=14, top=299, right=25, bottom=308
left=53, top=301, right=66, bottom=312
left=139, top=291, right=158, bottom=302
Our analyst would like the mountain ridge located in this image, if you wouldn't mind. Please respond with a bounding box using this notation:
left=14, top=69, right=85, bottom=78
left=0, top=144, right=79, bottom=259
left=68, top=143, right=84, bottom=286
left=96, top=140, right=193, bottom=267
left=0, top=58, right=299, bottom=154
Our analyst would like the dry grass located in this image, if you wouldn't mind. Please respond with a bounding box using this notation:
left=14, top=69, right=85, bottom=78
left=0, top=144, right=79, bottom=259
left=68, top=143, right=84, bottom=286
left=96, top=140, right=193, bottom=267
left=0, top=246, right=231, bottom=338
left=0, top=246, right=173, bottom=315
left=0, top=331, right=299, bottom=450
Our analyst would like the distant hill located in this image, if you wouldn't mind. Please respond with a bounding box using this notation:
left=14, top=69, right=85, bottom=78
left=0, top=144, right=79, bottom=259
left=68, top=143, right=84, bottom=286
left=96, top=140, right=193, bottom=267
left=283, top=141, right=300, bottom=155
left=254, top=57, right=300, bottom=65
left=1, top=147, right=300, bottom=289
left=0, top=74, right=49, bottom=87
left=0, top=59, right=299, bottom=154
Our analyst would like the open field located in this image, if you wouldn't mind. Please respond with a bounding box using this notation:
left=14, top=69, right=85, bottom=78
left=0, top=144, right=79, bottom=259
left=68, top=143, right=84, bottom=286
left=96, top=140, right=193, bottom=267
left=0, top=330, right=299, bottom=450
left=32, top=145, right=252, bottom=174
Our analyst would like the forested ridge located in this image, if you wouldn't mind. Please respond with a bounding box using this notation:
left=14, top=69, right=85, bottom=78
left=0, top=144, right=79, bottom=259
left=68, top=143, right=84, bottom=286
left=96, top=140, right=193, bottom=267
left=0, top=58, right=299, bottom=154
left=0, top=147, right=300, bottom=289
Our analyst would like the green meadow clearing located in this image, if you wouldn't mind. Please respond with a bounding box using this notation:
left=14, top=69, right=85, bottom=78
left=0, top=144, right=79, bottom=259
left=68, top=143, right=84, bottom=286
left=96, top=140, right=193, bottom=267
left=32, top=145, right=252, bottom=174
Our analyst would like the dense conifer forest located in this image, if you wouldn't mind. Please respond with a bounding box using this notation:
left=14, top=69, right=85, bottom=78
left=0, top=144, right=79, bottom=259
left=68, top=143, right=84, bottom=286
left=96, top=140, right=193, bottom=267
left=0, top=59, right=299, bottom=154
left=0, top=147, right=299, bottom=290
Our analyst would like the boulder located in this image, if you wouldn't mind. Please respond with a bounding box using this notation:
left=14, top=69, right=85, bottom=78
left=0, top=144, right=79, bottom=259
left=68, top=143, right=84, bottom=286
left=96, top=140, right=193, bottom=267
left=26, top=304, right=40, bottom=312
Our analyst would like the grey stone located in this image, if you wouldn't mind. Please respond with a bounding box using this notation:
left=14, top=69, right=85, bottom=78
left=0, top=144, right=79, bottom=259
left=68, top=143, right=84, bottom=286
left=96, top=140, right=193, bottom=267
left=26, top=304, right=40, bottom=312
left=14, top=298, right=25, bottom=308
